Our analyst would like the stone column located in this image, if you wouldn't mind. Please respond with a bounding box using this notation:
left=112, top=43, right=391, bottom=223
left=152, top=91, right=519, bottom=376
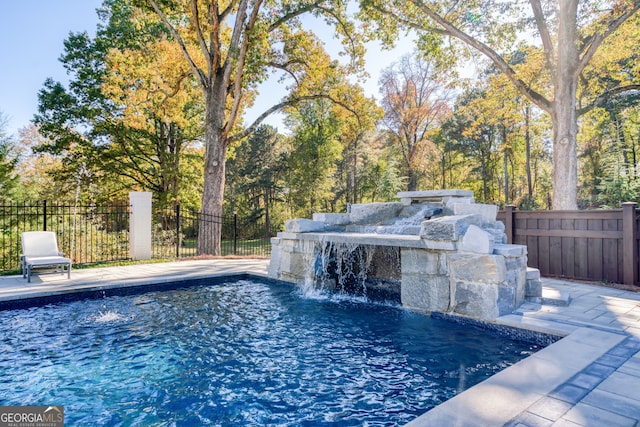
left=130, top=192, right=152, bottom=260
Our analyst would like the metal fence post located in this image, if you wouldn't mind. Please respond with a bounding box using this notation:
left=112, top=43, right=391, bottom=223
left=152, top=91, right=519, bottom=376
left=175, top=204, right=181, bottom=258
left=505, top=205, right=516, bottom=244
left=622, top=202, right=638, bottom=286
left=233, top=213, right=238, bottom=255
left=43, top=200, right=47, bottom=231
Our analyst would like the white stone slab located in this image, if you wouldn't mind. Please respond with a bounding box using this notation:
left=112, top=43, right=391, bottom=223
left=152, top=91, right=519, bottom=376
left=312, top=212, right=350, bottom=225
left=284, top=219, right=325, bottom=232
left=459, top=224, right=494, bottom=254
left=452, top=202, right=498, bottom=224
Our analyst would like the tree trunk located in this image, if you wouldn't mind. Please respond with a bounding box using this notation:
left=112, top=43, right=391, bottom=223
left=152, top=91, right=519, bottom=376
left=407, top=169, right=418, bottom=191
left=502, top=126, right=509, bottom=205
left=264, top=186, right=271, bottom=240
left=441, top=152, right=446, bottom=189
left=352, top=136, right=358, bottom=204
left=524, top=105, right=533, bottom=200
left=198, top=89, right=227, bottom=255
left=551, top=0, right=579, bottom=210
left=481, top=150, right=489, bottom=202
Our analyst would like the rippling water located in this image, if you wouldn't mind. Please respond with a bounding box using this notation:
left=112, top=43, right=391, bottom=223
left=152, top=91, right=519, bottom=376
left=0, top=280, right=538, bottom=426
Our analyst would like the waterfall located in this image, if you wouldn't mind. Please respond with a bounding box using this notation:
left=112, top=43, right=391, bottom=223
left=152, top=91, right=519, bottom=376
left=300, top=240, right=401, bottom=302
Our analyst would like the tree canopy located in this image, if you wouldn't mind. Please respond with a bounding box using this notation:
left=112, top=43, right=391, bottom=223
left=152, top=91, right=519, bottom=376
left=14, top=0, right=640, bottom=248
left=359, top=0, right=640, bottom=209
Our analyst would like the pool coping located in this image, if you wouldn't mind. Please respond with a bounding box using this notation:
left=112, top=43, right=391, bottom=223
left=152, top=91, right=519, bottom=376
left=408, top=282, right=640, bottom=426
left=1, top=259, right=639, bottom=426
left=406, top=327, right=628, bottom=426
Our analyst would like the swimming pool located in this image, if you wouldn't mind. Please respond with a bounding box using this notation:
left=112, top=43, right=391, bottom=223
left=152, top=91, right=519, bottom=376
left=0, top=279, right=540, bottom=426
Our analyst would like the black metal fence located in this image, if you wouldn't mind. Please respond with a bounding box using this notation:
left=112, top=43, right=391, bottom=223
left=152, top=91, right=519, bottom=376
left=1, top=201, right=278, bottom=273
left=152, top=206, right=278, bottom=259
left=0, top=201, right=130, bottom=272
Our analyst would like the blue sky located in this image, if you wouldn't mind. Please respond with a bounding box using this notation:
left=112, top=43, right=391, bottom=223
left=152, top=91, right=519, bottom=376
left=0, top=1, right=104, bottom=135
left=0, top=1, right=413, bottom=137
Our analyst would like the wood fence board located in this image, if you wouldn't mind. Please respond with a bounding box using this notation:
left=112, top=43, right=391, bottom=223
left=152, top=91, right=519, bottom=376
left=500, top=207, right=638, bottom=286
left=588, top=219, right=604, bottom=281
left=637, top=216, right=640, bottom=283
left=602, top=218, right=620, bottom=283
left=549, top=218, right=563, bottom=276
left=574, top=219, right=589, bottom=280
left=538, top=218, right=550, bottom=275
left=525, top=217, right=538, bottom=269
left=561, top=218, right=575, bottom=277
left=510, top=229, right=622, bottom=238
left=527, top=235, right=538, bottom=269
left=515, top=210, right=620, bottom=220
left=617, top=218, right=624, bottom=282
left=636, top=214, right=640, bottom=282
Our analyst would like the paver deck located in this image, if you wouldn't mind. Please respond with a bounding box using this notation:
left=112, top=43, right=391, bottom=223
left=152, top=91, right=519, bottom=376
left=1, top=261, right=639, bottom=426
left=410, top=278, right=640, bottom=427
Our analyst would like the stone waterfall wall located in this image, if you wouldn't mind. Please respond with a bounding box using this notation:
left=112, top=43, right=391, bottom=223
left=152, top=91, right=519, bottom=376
left=400, top=245, right=528, bottom=320
left=268, top=190, right=540, bottom=322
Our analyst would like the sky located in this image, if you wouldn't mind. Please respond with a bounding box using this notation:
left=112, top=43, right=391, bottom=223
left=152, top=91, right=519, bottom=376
left=0, top=1, right=104, bottom=136
left=0, top=1, right=414, bottom=137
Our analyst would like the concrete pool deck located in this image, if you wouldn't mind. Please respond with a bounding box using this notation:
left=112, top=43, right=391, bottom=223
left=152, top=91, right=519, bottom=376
left=1, top=259, right=639, bottom=426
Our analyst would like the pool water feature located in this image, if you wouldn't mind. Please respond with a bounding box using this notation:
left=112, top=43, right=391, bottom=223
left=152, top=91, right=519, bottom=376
left=0, top=279, right=541, bottom=426
left=269, top=190, right=542, bottom=321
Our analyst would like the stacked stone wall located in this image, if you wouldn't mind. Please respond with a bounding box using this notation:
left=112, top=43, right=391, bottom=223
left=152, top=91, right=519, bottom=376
left=269, top=190, right=540, bottom=323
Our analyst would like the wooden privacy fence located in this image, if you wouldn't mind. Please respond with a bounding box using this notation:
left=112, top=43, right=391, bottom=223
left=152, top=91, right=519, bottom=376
left=497, top=203, right=639, bottom=287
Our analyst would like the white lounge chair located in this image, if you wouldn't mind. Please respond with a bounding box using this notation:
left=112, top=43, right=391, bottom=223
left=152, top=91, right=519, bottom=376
left=21, top=231, right=72, bottom=283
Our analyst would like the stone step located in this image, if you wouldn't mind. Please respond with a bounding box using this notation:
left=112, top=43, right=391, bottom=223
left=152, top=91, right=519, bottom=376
left=541, top=287, right=571, bottom=306
left=525, top=267, right=542, bottom=300
left=526, top=267, right=541, bottom=280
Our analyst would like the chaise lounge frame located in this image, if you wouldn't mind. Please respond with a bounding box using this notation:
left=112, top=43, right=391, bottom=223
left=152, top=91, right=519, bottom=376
left=20, top=231, right=72, bottom=283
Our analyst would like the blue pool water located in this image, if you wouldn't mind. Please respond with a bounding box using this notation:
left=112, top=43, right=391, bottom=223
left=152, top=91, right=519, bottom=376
left=0, top=279, right=539, bottom=426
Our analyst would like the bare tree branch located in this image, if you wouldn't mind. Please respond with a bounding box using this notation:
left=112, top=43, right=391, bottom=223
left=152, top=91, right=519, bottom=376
left=228, top=94, right=359, bottom=143
left=577, top=84, right=640, bottom=116
left=226, top=0, right=265, bottom=137
left=576, top=2, right=640, bottom=78
left=268, top=1, right=323, bottom=32
left=529, top=0, right=555, bottom=76
left=148, top=0, right=208, bottom=90
left=411, top=0, right=553, bottom=113
left=190, top=0, right=211, bottom=65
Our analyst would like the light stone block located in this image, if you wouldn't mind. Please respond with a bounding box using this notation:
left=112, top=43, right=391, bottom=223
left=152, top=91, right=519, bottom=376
left=526, top=267, right=541, bottom=280
left=349, top=202, right=403, bottom=224
left=419, top=214, right=483, bottom=241
left=267, top=245, right=283, bottom=278
left=443, top=197, right=474, bottom=212
left=285, top=218, right=326, bottom=232
left=526, top=277, right=543, bottom=298
left=451, top=281, right=500, bottom=320
left=280, top=252, right=310, bottom=280
left=448, top=253, right=507, bottom=284
left=129, top=191, right=152, bottom=260
left=401, top=248, right=446, bottom=275
left=270, top=190, right=531, bottom=323
left=312, top=212, right=350, bottom=225
left=421, top=239, right=458, bottom=251
left=397, top=190, right=474, bottom=200
left=452, top=203, right=498, bottom=224
left=486, top=228, right=507, bottom=245
left=497, top=284, right=517, bottom=315
left=459, top=224, right=495, bottom=254
left=402, top=274, right=450, bottom=313
left=493, top=244, right=527, bottom=257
